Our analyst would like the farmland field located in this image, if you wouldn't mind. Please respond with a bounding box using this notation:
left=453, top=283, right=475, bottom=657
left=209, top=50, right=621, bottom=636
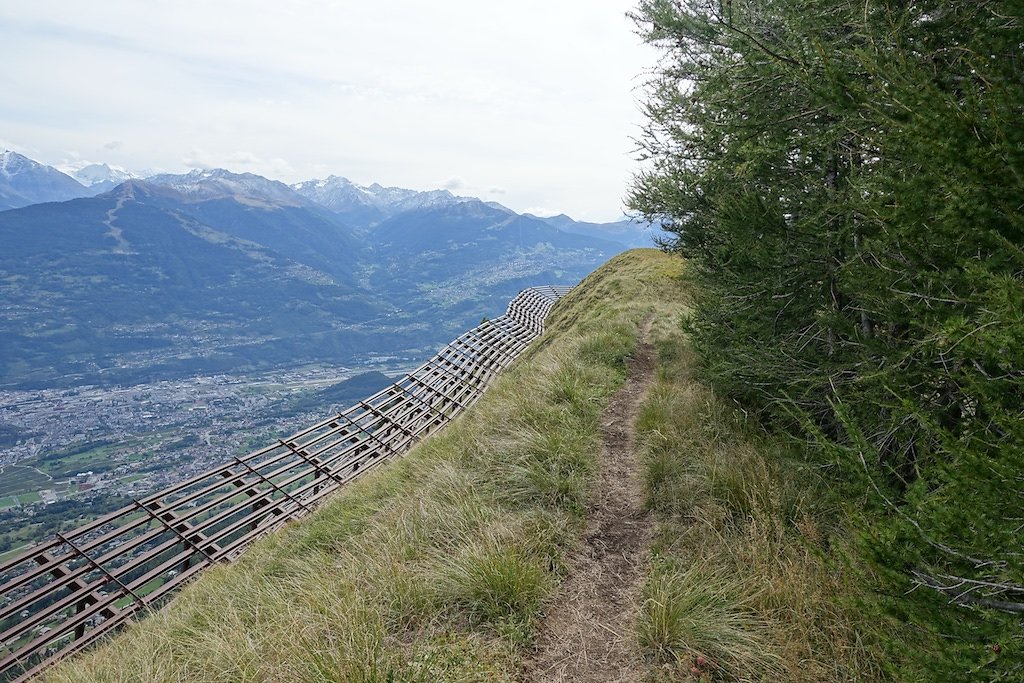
left=0, top=465, right=52, bottom=496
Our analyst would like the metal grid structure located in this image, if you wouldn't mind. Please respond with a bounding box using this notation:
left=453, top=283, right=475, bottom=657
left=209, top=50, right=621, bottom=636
left=0, top=285, right=572, bottom=682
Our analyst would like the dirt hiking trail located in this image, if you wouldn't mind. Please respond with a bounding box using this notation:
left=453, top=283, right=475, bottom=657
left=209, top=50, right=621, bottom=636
left=523, top=334, right=657, bottom=682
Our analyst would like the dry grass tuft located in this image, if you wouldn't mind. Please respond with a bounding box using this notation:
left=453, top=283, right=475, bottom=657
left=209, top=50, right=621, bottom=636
left=638, top=565, right=782, bottom=679
left=634, top=324, right=887, bottom=682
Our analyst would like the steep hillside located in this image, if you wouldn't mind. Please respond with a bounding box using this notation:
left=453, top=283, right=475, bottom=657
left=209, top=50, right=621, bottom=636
left=0, top=171, right=624, bottom=389
left=46, top=250, right=885, bottom=683
left=365, top=200, right=623, bottom=336
left=0, top=184, right=396, bottom=388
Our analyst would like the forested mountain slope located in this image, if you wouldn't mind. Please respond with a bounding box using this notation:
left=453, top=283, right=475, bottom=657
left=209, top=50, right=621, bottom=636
left=0, top=174, right=625, bottom=388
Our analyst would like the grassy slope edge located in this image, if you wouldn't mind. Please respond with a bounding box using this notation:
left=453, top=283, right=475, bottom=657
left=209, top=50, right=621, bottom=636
left=48, top=249, right=681, bottom=682
left=634, top=311, right=891, bottom=681
left=48, top=249, right=885, bottom=682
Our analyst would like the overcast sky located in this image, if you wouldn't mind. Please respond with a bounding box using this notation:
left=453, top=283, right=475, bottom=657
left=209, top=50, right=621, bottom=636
left=0, top=1, right=654, bottom=222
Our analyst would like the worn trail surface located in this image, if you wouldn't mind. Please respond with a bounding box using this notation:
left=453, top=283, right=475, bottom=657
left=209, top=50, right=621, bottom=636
left=523, top=337, right=656, bottom=682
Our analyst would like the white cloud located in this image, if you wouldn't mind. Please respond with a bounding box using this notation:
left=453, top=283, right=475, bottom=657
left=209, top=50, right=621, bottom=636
left=0, top=1, right=656, bottom=222
left=0, top=138, right=28, bottom=153
left=263, top=157, right=296, bottom=178
left=226, top=151, right=260, bottom=166
left=182, top=149, right=214, bottom=170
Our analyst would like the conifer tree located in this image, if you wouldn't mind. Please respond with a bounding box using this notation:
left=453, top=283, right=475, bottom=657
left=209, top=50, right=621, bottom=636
left=629, top=1, right=1023, bottom=677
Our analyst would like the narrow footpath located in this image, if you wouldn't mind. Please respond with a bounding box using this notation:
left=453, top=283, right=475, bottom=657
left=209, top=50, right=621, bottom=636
left=523, top=335, right=656, bottom=682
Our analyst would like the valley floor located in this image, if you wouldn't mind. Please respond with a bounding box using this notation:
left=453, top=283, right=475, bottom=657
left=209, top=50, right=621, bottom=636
left=46, top=250, right=886, bottom=683
left=0, top=362, right=412, bottom=557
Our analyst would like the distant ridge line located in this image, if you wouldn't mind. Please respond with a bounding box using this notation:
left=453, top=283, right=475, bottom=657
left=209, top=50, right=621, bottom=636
left=0, top=285, right=572, bottom=682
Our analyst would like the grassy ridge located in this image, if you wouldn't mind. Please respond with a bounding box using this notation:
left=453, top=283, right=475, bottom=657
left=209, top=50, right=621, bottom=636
left=49, top=249, right=885, bottom=682
left=47, top=249, right=685, bottom=682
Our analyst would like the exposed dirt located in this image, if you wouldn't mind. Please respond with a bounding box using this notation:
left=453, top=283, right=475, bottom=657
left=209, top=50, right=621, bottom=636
left=523, top=335, right=657, bottom=682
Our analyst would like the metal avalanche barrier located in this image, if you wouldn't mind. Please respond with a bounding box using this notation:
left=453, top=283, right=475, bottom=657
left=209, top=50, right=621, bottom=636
left=0, top=285, right=572, bottom=681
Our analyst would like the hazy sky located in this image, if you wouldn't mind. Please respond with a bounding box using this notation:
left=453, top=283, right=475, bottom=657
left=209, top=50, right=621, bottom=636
left=0, top=1, right=654, bottom=221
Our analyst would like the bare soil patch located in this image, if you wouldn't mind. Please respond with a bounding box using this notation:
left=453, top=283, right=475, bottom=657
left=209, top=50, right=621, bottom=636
left=523, top=337, right=656, bottom=682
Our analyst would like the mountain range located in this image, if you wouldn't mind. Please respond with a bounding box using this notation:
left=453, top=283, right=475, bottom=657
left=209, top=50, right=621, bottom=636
left=0, top=151, right=92, bottom=210
left=0, top=151, right=653, bottom=389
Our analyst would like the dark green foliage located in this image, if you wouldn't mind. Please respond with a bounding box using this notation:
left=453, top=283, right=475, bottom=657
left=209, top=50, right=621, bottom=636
left=0, top=494, right=130, bottom=556
left=629, top=1, right=1023, bottom=678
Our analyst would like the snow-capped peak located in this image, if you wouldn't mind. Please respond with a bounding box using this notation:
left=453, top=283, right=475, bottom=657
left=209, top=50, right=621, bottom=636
left=291, top=175, right=473, bottom=224
left=144, top=168, right=311, bottom=207
left=68, top=162, right=138, bottom=187
left=0, top=150, right=38, bottom=178
left=0, top=150, right=92, bottom=209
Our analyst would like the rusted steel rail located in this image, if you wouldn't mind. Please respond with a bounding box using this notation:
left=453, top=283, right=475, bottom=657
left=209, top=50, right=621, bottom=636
left=0, top=285, right=572, bottom=681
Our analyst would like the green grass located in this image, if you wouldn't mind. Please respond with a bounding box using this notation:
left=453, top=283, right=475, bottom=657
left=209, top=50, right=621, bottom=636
left=0, top=542, right=32, bottom=564
left=0, top=466, right=51, bottom=496
left=33, top=443, right=118, bottom=477
left=46, top=249, right=687, bottom=683
left=638, top=565, right=782, bottom=678
left=43, top=249, right=888, bottom=682
left=634, top=323, right=889, bottom=682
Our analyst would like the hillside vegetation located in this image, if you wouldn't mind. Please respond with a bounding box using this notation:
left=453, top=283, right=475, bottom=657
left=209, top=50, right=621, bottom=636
left=630, top=1, right=1022, bottom=678
left=44, top=250, right=663, bottom=681
left=45, top=249, right=886, bottom=682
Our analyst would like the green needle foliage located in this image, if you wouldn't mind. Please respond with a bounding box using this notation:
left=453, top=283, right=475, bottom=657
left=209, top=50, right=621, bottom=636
left=628, top=0, right=1023, bottom=678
